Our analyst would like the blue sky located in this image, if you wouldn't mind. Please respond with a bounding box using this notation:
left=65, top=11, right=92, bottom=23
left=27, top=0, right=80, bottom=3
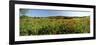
left=20, top=9, right=90, bottom=17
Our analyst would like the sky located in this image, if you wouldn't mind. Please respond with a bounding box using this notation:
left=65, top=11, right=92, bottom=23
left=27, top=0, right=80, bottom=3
left=20, top=9, right=91, bottom=17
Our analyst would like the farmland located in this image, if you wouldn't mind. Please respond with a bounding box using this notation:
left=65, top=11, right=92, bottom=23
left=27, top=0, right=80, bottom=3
left=20, top=15, right=90, bottom=36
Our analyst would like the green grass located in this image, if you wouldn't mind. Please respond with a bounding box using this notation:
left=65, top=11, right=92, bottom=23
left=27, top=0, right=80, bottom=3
left=20, top=16, right=90, bottom=36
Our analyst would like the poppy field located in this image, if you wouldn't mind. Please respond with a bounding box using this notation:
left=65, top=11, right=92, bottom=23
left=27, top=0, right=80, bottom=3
left=20, top=15, right=90, bottom=36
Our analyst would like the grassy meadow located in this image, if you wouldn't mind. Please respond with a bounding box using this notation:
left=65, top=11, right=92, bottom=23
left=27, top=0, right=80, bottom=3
left=20, top=15, right=90, bottom=36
